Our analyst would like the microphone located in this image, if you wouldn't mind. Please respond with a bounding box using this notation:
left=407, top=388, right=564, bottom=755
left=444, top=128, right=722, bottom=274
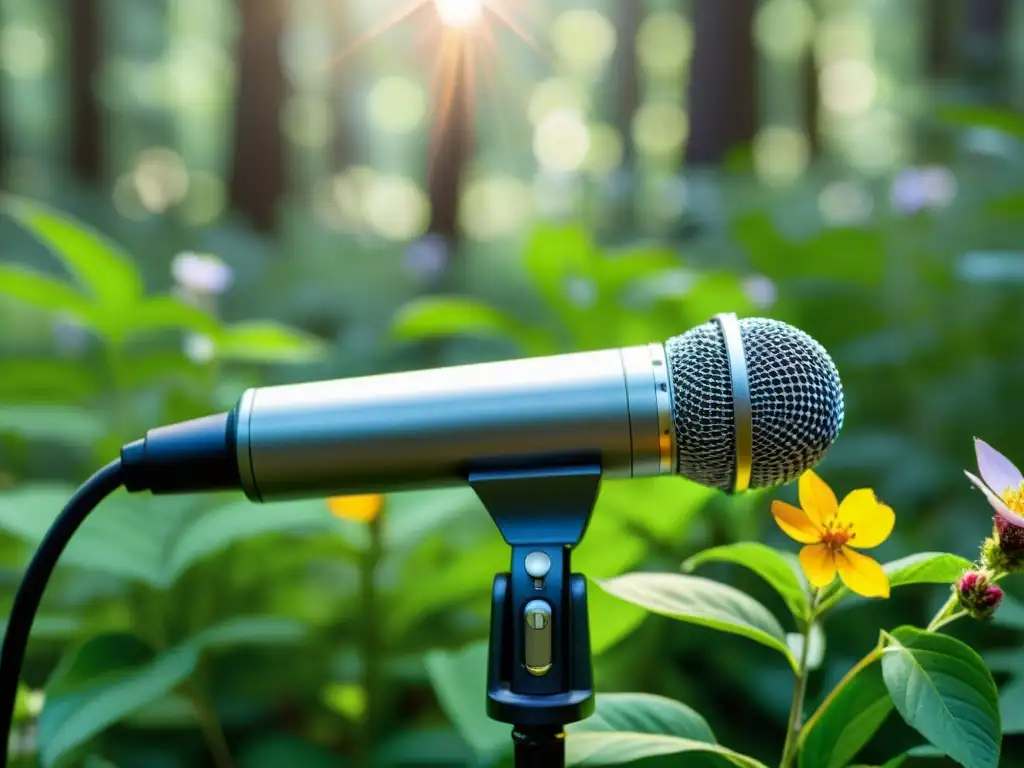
left=118, top=314, right=844, bottom=499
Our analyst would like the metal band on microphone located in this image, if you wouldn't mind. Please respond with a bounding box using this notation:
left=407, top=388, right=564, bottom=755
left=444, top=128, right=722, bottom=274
left=714, top=312, right=752, bottom=493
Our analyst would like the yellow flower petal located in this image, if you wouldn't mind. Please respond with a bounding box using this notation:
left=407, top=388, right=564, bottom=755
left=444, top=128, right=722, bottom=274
left=799, top=469, right=838, bottom=527
left=327, top=494, right=383, bottom=523
left=799, top=543, right=837, bottom=588
left=834, top=548, right=890, bottom=598
left=772, top=500, right=823, bottom=543
left=836, top=489, right=895, bottom=549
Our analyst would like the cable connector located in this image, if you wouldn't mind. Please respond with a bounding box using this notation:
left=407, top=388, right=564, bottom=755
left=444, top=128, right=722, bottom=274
left=120, top=411, right=240, bottom=494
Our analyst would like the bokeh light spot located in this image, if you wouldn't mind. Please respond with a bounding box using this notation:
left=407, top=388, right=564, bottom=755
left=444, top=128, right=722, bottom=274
left=281, top=96, right=331, bottom=147
left=368, top=76, right=427, bottom=134
left=818, top=180, right=874, bottom=225
left=633, top=103, right=689, bottom=157
left=133, top=147, right=191, bottom=214
left=754, top=0, right=814, bottom=61
left=363, top=175, right=430, bottom=241
left=821, top=59, right=876, bottom=115
left=637, top=12, right=693, bottom=77
left=582, top=124, right=623, bottom=177
left=753, top=126, right=809, bottom=186
left=332, top=166, right=378, bottom=230
left=551, top=10, right=617, bottom=75
left=179, top=172, right=227, bottom=227
left=0, top=23, right=51, bottom=78
left=815, top=11, right=873, bottom=62
left=460, top=175, right=533, bottom=240
left=113, top=174, right=149, bottom=221
left=528, top=78, right=589, bottom=127
left=534, top=110, right=591, bottom=174
left=839, top=110, right=908, bottom=175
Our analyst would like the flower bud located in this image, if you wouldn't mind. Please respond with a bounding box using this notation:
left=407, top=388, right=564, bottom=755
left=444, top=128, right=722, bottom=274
left=955, top=569, right=1003, bottom=620
left=995, top=515, right=1024, bottom=563
left=980, top=515, right=1024, bottom=575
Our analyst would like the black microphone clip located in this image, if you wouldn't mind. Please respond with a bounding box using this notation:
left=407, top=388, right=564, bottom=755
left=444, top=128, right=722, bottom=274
left=470, top=463, right=599, bottom=768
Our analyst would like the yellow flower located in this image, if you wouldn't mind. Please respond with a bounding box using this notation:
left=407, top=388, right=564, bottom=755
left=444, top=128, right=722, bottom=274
left=327, top=495, right=384, bottom=524
left=771, top=470, right=894, bottom=598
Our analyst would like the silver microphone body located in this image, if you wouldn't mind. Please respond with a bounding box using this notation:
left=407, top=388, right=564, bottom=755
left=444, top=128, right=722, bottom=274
left=235, top=344, right=676, bottom=501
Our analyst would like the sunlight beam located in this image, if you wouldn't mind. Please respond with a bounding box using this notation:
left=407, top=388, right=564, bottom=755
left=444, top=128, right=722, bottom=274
left=434, top=0, right=483, bottom=28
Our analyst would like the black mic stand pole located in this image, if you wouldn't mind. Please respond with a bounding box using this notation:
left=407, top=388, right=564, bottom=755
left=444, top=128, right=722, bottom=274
left=470, top=464, right=599, bottom=768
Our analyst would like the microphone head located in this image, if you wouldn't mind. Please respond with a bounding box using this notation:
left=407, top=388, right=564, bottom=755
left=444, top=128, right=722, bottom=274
left=665, top=317, right=844, bottom=491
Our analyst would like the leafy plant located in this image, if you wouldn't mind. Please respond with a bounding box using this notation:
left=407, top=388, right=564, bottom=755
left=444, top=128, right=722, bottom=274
left=550, top=459, right=1021, bottom=768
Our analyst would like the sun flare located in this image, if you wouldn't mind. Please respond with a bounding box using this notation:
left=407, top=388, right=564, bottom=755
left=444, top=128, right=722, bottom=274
left=434, top=0, right=484, bottom=28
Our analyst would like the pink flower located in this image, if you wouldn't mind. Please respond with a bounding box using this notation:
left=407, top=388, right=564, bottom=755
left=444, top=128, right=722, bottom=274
left=964, top=438, right=1024, bottom=528
left=955, top=569, right=1004, bottom=620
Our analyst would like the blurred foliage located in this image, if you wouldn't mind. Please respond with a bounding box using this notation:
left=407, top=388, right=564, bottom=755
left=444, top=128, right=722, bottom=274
left=1, top=17, right=1024, bottom=763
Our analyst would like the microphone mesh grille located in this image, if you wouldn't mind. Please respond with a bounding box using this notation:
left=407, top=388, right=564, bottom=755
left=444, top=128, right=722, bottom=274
left=665, top=317, right=844, bottom=491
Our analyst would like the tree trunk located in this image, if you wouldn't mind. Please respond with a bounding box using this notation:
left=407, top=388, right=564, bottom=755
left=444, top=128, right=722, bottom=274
left=962, top=0, right=1008, bottom=101
left=69, top=0, right=103, bottom=185
left=332, top=1, right=358, bottom=171
left=228, top=0, right=287, bottom=233
left=613, top=0, right=641, bottom=170
left=425, top=44, right=472, bottom=248
left=683, top=0, right=759, bottom=166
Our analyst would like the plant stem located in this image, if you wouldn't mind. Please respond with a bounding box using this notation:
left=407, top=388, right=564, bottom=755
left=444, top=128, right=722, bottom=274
left=780, top=592, right=817, bottom=768
left=186, top=682, right=234, bottom=768
left=799, top=585, right=971, bottom=751
left=357, top=508, right=385, bottom=767
left=930, top=610, right=967, bottom=632
left=926, top=593, right=959, bottom=632
left=797, top=645, right=884, bottom=751
left=138, top=590, right=233, bottom=767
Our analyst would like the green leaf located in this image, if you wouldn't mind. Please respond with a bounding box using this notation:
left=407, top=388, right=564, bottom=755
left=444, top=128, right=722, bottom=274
left=237, top=734, right=342, bottom=768
left=0, top=615, right=82, bottom=642
left=165, top=498, right=357, bottom=584
left=213, top=321, right=327, bottom=363
left=684, top=542, right=810, bottom=623
left=567, top=735, right=767, bottom=767
left=125, top=296, right=221, bottom=339
left=882, top=626, right=1001, bottom=768
left=392, top=296, right=553, bottom=355
left=800, top=658, right=892, bottom=768
left=39, top=634, right=198, bottom=767
left=383, top=487, right=481, bottom=550
left=0, top=489, right=355, bottom=589
left=0, top=264, right=97, bottom=322
left=424, top=641, right=510, bottom=760
left=787, top=622, right=826, bottom=671
left=0, top=487, right=170, bottom=585
left=14, top=684, right=43, bottom=724
left=596, top=573, right=798, bottom=672
left=0, top=405, right=107, bottom=446
left=375, top=727, right=475, bottom=766
left=998, top=677, right=1024, bottom=735
left=822, top=553, right=971, bottom=609
left=524, top=225, right=600, bottom=307
left=936, top=105, right=1024, bottom=140
left=586, top=577, right=648, bottom=656
left=0, top=359, right=99, bottom=402
left=884, top=553, right=973, bottom=588
left=566, top=695, right=765, bottom=767
left=595, top=247, right=680, bottom=294
left=568, top=692, right=716, bottom=742
left=4, top=195, right=143, bottom=308
left=122, top=692, right=199, bottom=729
left=186, top=616, right=308, bottom=652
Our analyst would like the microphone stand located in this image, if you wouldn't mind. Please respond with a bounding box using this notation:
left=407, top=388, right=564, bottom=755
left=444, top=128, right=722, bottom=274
left=470, top=464, right=599, bottom=768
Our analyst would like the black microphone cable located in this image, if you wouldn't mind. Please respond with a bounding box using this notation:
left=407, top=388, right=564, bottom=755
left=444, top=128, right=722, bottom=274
left=0, top=459, right=124, bottom=767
